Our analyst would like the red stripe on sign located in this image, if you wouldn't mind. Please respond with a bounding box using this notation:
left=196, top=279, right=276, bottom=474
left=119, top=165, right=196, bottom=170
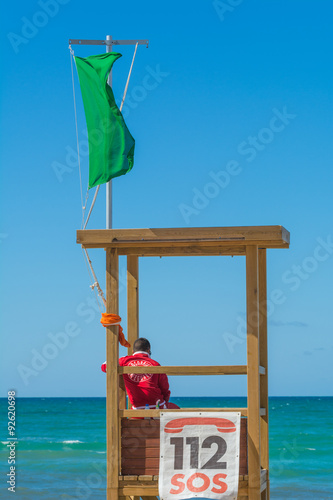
left=164, top=417, right=236, bottom=434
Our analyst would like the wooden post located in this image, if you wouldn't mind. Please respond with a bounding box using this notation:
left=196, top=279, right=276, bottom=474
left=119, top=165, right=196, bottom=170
left=259, top=249, right=269, bottom=500
left=246, top=245, right=261, bottom=500
left=127, top=256, right=139, bottom=355
left=126, top=256, right=139, bottom=500
left=106, top=249, right=120, bottom=500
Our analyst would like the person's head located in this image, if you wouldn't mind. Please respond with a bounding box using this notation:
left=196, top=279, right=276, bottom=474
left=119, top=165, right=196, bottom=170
left=133, top=337, right=151, bottom=355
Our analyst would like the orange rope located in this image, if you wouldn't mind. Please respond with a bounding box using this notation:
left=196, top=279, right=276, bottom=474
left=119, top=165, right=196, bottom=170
left=100, top=313, right=131, bottom=348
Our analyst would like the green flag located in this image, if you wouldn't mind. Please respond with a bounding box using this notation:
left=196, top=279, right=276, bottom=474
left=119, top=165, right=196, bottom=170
left=74, top=52, right=135, bottom=189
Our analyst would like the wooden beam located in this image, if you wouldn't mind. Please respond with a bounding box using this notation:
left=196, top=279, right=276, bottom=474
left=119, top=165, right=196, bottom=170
left=121, top=474, right=249, bottom=481
left=259, top=249, right=270, bottom=499
left=119, top=365, right=247, bottom=375
left=119, top=407, right=266, bottom=418
left=77, top=225, right=290, bottom=243
left=78, top=242, right=289, bottom=253
left=119, top=486, right=158, bottom=496
left=119, top=485, right=250, bottom=497
left=120, top=407, right=250, bottom=417
left=127, top=256, right=139, bottom=355
left=106, top=249, right=120, bottom=500
left=111, top=245, right=247, bottom=256
left=246, top=245, right=261, bottom=500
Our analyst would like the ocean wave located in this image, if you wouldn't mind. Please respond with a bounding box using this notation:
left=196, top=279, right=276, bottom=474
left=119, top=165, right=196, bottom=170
left=62, top=440, right=83, bottom=444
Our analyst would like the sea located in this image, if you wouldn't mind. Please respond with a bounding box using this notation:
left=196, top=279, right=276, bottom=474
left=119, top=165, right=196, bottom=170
left=0, top=397, right=332, bottom=499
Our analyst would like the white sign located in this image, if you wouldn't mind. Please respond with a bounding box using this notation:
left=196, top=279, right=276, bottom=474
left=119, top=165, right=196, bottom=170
left=159, top=412, right=241, bottom=500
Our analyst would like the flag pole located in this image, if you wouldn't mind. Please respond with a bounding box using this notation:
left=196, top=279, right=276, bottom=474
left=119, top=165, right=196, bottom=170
left=106, top=35, right=113, bottom=229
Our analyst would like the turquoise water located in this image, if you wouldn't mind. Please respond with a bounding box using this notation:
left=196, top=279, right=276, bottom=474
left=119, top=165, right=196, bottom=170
left=0, top=397, right=332, bottom=499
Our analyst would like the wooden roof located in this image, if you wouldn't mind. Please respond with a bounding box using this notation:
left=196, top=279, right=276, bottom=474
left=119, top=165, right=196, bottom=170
left=76, top=225, right=289, bottom=256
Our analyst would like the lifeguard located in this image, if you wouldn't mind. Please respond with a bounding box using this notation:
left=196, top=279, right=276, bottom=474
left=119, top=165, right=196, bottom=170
left=101, top=337, right=176, bottom=409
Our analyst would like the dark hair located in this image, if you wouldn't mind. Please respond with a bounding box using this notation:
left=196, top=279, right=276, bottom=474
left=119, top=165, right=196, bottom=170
left=133, top=338, right=151, bottom=353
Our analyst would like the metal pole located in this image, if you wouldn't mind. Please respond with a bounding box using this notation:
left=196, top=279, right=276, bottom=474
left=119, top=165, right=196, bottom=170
left=106, top=35, right=112, bottom=229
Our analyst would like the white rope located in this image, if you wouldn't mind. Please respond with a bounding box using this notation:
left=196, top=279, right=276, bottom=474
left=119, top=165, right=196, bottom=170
left=82, top=248, right=106, bottom=311
left=119, top=42, right=138, bottom=112
left=83, top=185, right=100, bottom=230
left=69, top=46, right=87, bottom=229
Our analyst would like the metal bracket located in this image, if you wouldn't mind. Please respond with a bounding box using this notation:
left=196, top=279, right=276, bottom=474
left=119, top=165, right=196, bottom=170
left=68, top=39, right=149, bottom=48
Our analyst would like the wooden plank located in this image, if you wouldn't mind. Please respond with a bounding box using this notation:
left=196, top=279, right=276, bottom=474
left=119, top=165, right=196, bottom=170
left=107, top=240, right=287, bottom=250
left=122, top=419, right=160, bottom=428
left=120, top=478, right=158, bottom=485
left=122, top=448, right=160, bottom=458
left=78, top=242, right=288, bottom=255
left=259, top=249, right=270, bottom=500
left=120, top=486, right=250, bottom=497
left=125, top=486, right=253, bottom=498
left=79, top=241, right=288, bottom=252
left=119, top=365, right=247, bottom=375
left=127, top=256, right=139, bottom=355
left=238, top=488, right=249, bottom=497
left=119, top=483, right=252, bottom=495
left=120, top=407, right=249, bottom=417
left=121, top=482, right=157, bottom=487
left=116, top=245, right=247, bottom=256
left=119, top=375, right=126, bottom=408
left=246, top=245, right=261, bottom=500
left=120, top=408, right=264, bottom=418
left=121, top=470, right=158, bottom=478
left=106, top=249, right=120, bottom=500
left=77, top=225, right=290, bottom=246
left=119, top=486, right=159, bottom=496
left=121, top=437, right=160, bottom=448
left=122, top=427, right=159, bottom=438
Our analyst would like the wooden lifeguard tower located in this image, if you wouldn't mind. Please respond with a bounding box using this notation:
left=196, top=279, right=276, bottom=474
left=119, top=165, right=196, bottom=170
left=77, top=225, right=290, bottom=500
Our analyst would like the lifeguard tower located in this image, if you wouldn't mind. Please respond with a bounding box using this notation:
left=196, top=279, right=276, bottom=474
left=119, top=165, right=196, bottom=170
left=77, top=225, right=290, bottom=500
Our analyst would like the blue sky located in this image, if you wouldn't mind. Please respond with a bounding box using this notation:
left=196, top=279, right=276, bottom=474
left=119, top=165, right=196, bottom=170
left=1, top=0, right=332, bottom=397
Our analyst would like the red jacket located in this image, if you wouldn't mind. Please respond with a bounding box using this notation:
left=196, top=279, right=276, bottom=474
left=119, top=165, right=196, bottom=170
left=101, top=352, right=170, bottom=408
